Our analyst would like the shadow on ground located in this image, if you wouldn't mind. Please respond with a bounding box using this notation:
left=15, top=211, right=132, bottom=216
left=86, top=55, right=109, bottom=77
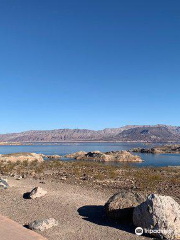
left=78, top=205, right=136, bottom=234
left=23, top=192, right=30, bottom=199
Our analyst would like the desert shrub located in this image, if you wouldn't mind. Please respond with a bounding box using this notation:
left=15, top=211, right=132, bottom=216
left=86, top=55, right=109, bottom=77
left=134, top=168, right=163, bottom=190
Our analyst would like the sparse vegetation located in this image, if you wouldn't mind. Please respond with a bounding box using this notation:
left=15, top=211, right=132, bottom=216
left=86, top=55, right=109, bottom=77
left=133, top=168, right=163, bottom=191
left=1, top=160, right=180, bottom=201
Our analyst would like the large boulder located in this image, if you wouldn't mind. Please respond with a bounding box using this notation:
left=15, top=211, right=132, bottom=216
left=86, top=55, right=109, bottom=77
left=28, top=187, right=47, bottom=199
left=0, top=152, right=44, bottom=163
left=133, top=194, right=180, bottom=239
left=28, top=218, right=58, bottom=231
left=105, top=191, right=145, bottom=221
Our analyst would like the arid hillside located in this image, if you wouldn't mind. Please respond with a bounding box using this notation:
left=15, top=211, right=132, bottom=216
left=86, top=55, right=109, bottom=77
left=0, top=125, right=179, bottom=142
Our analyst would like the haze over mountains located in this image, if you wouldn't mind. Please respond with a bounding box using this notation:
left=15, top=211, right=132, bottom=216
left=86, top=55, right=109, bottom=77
left=0, top=125, right=180, bottom=143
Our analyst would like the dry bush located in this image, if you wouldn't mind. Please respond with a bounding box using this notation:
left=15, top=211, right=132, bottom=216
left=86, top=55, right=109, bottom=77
left=133, top=168, right=163, bottom=191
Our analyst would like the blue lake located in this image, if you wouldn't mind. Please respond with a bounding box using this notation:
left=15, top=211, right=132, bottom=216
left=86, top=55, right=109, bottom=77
left=0, top=142, right=180, bottom=167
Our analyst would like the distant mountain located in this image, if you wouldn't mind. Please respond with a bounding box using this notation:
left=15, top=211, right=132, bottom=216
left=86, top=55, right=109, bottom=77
left=0, top=125, right=180, bottom=143
left=109, top=125, right=180, bottom=142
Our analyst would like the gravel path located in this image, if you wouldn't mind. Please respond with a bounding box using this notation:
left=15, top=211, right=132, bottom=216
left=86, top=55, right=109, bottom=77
left=0, top=177, right=151, bottom=240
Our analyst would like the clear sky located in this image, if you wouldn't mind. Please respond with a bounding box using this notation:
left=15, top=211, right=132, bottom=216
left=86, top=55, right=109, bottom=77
left=0, top=0, right=180, bottom=133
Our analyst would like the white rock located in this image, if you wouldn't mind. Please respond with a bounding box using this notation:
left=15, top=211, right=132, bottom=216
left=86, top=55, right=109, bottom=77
left=29, top=187, right=47, bottom=199
left=15, top=175, right=22, bottom=180
left=28, top=218, right=58, bottom=231
left=133, top=194, right=180, bottom=240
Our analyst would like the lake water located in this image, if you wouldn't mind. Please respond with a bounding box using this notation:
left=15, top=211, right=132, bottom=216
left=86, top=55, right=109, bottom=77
left=0, top=142, right=180, bottom=167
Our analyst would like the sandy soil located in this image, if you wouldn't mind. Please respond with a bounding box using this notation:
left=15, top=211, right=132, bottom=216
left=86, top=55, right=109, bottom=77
left=0, top=177, right=151, bottom=240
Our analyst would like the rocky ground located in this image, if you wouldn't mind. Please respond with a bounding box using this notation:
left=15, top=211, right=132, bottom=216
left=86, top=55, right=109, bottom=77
left=1, top=160, right=180, bottom=199
left=1, top=160, right=180, bottom=240
left=0, top=176, right=151, bottom=240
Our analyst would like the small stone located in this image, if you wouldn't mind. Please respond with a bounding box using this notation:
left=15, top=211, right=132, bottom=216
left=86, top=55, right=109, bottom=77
left=28, top=187, right=47, bottom=199
left=0, top=178, right=9, bottom=189
left=15, top=176, right=22, bottom=180
left=28, top=218, right=58, bottom=231
left=81, top=174, right=88, bottom=180
left=39, top=181, right=46, bottom=184
left=61, top=177, right=66, bottom=180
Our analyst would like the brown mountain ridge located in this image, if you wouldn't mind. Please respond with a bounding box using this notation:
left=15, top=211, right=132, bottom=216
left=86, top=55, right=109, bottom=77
left=0, top=125, right=180, bottom=143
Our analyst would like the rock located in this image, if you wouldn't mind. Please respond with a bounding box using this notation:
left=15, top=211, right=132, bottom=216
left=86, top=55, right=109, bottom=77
left=0, top=152, right=44, bottom=163
left=39, top=181, right=46, bottom=184
left=0, top=214, right=48, bottom=240
left=81, top=174, right=88, bottom=180
left=105, top=191, right=145, bottom=221
left=45, top=155, right=61, bottom=160
left=133, top=194, right=180, bottom=240
left=130, top=144, right=180, bottom=154
left=65, top=150, right=142, bottom=162
left=28, top=187, right=47, bottom=199
left=60, top=176, right=67, bottom=180
left=65, top=151, right=87, bottom=159
left=0, top=178, right=9, bottom=189
left=28, top=218, right=58, bottom=231
left=15, top=175, right=22, bottom=180
left=129, top=148, right=157, bottom=154
left=105, top=151, right=142, bottom=162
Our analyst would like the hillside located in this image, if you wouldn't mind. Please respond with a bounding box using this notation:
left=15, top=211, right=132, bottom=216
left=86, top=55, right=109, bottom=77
left=0, top=125, right=179, bottom=143
left=111, top=126, right=180, bottom=142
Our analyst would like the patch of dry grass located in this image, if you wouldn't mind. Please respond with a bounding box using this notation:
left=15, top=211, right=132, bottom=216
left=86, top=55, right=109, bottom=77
left=132, top=168, right=164, bottom=191
left=1, top=159, right=180, bottom=195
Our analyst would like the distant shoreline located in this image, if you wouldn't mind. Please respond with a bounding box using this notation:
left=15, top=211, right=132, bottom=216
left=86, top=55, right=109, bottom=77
left=0, top=141, right=179, bottom=146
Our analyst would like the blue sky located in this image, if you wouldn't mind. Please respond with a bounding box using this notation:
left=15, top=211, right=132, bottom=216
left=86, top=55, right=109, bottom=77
left=0, top=0, right=180, bottom=133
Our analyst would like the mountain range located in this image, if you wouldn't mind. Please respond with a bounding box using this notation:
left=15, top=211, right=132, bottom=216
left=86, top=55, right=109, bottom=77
left=0, top=125, right=180, bottom=143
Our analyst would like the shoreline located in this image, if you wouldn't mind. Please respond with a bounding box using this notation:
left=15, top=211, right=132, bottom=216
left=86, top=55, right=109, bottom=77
left=0, top=141, right=180, bottom=146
